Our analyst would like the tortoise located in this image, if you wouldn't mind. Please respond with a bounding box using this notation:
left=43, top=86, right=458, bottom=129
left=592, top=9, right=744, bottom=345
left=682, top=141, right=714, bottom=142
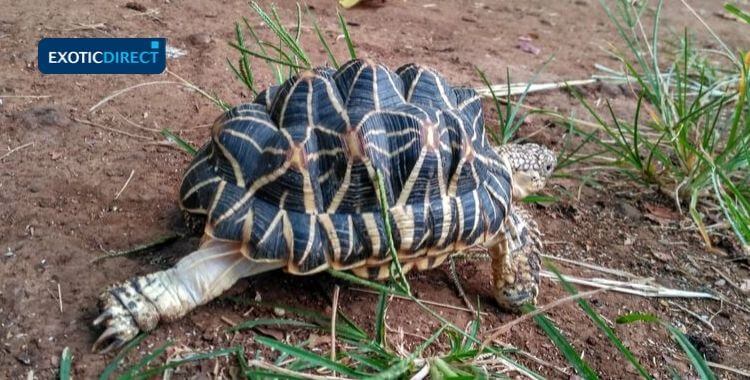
left=92, top=59, right=556, bottom=353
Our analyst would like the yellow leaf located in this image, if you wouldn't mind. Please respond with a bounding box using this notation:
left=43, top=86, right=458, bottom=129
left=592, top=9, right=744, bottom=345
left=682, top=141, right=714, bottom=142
left=339, top=0, right=362, bottom=8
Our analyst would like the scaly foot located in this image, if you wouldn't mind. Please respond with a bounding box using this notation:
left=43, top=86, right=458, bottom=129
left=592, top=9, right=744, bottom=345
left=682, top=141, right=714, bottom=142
left=92, top=282, right=160, bottom=353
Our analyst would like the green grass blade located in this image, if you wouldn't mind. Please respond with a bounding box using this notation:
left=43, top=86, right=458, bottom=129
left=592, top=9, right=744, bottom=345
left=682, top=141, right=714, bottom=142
left=249, top=1, right=310, bottom=68
left=241, top=17, right=284, bottom=84
left=229, top=298, right=369, bottom=341
left=521, top=194, right=557, bottom=204
left=59, top=347, right=72, bottom=380
left=375, top=170, right=411, bottom=295
left=254, top=335, right=363, bottom=377
left=711, top=171, right=750, bottom=248
left=665, top=325, right=716, bottom=380
left=724, top=4, right=750, bottom=25
left=98, top=334, right=147, bottom=380
left=228, top=42, right=308, bottom=70
left=548, top=264, right=653, bottom=379
left=504, top=57, right=554, bottom=141
left=258, top=41, right=305, bottom=68
left=462, top=309, right=481, bottom=352
left=616, top=312, right=661, bottom=324
left=130, top=346, right=243, bottom=379
left=474, top=66, right=504, bottom=144
left=337, top=11, right=357, bottom=60
left=374, top=289, right=388, bottom=345
left=125, top=341, right=173, bottom=375
left=160, top=129, right=198, bottom=156
left=327, top=268, right=402, bottom=295
left=229, top=21, right=256, bottom=95
left=309, top=11, right=340, bottom=68
left=528, top=306, right=599, bottom=379
left=617, top=312, right=716, bottom=378
left=343, top=351, right=388, bottom=372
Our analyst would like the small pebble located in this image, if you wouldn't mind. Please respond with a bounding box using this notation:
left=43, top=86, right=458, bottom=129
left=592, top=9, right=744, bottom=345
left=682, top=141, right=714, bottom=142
left=273, top=307, right=285, bottom=317
left=16, top=353, right=31, bottom=366
left=714, top=279, right=726, bottom=287
left=188, top=33, right=212, bottom=47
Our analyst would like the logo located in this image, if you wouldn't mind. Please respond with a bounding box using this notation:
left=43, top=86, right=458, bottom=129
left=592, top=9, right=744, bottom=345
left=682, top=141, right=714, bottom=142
left=38, top=38, right=166, bottom=74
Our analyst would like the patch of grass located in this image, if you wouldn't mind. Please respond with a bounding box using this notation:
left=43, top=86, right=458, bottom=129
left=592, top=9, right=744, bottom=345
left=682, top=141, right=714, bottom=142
left=475, top=58, right=552, bottom=145
left=567, top=0, right=750, bottom=252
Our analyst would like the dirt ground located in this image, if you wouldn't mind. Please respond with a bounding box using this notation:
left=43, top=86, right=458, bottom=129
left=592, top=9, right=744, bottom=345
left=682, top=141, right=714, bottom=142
left=2, top=0, right=750, bottom=378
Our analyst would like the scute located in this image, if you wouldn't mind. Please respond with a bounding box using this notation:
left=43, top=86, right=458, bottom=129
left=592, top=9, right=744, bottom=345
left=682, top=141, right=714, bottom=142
left=181, top=59, right=513, bottom=275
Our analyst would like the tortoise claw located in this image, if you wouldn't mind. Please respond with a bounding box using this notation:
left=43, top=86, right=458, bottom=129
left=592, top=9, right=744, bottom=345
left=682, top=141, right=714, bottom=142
left=92, top=291, right=140, bottom=353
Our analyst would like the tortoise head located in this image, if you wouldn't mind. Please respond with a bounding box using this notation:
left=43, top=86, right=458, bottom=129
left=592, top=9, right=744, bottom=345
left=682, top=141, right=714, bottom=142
left=496, top=143, right=556, bottom=199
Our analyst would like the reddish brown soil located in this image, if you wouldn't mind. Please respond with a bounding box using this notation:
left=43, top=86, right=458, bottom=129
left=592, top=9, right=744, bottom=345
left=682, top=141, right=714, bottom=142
left=1, top=0, right=749, bottom=378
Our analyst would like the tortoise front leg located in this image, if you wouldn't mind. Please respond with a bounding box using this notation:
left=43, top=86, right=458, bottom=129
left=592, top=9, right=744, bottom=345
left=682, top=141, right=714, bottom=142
left=491, top=245, right=541, bottom=309
left=489, top=213, right=542, bottom=310
left=92, top=239, right=283, bottom=353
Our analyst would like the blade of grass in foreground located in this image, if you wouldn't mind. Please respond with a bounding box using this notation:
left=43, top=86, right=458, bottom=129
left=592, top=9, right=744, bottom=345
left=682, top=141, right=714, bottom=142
left=525, top=304, right=599, bottom=380
left=128, top=346, right=245, bottom=380
left=309, top=10, right=340, bottom=69
left=375, top=169, right=411, bottom=295
left=547, top=263, right=653, bottom=379
left=60, top=347, right=72, bottom=380
left=338, top=11, right=357, bottom=60
left=98, top=333, right=147, bottom=380
left=723, top=4, right=750, bottom=26
left=160, top=129, right=198, bottom=156
left=229, top=297, right=370, bottom=341
left=374, top=288, right=388, bottom=346
left=475, top=67, right=505, bottom=145
left=254, top=335, right=364, bottom=377
left=617, top=313, right=716, bottom=380
left=125, top=341, right=173, bottom=377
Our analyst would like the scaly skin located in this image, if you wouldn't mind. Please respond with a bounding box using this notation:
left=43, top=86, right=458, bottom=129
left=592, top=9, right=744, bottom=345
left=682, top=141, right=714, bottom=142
left=490, top=207, right=543, bottom=309
left=450, top=143, right=555, bottom=311
left=92, top=240, right=283, bottom=353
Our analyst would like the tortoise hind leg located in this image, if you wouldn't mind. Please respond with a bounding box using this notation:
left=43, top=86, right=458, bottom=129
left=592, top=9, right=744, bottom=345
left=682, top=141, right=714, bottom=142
left=92, top=239, right=283, bottom=353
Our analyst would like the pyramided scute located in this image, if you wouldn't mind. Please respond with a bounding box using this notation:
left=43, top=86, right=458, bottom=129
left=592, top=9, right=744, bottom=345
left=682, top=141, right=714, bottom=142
left=397, top=63, right=458, bottom=110
left=335, top=59, right=406, bottom=111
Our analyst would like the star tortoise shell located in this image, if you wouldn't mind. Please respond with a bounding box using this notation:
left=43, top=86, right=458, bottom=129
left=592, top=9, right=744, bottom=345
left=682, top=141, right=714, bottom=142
left=179, top=59, right=514, bottom=279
